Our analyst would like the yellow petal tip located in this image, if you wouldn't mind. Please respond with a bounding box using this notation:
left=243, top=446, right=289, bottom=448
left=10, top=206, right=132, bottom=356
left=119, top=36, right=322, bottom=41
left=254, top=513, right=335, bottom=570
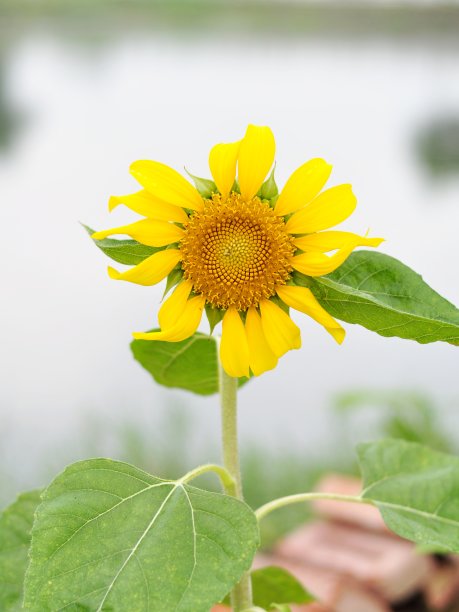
left=331, top=328, right=346, bottom=345
left=107, top=266, right=121, bottom=280
left=108, top=196, right=120, bottom=212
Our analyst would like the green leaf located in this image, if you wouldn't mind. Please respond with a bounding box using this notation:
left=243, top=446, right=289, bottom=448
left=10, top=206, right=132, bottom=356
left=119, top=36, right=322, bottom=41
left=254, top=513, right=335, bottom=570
left=205, top=304, right=225, bottom=334
left=83, top=224, right=160, bottom=266
left=270, top=295, right=289, bottom=315
left=0, top=490, right=42, bottom=611
left=358, top=439, right=459, bottom=552
left=223, top=566, right=313, bottom=610
left=24, top=459, right=259, bottom=611
left=259, top=167, right=278, bottom=201
left=251, top=566, right=314, bottom=609
left=186, top=170, right=217, bottom=198
left=162, top=266, right=184, bottom=298
left=131, top=332, right=249, bottom=395
left=295, top=250, right=459, bottom=346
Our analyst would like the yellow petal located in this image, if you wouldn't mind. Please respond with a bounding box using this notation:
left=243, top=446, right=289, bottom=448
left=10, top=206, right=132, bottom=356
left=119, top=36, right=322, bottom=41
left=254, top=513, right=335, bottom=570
left=92, top=219, right=184, bottom=248
left=294, top=231, right=384, bottom=253
left=259, top=299, right=301, bottom=358
left=133, top=295, right=205, bottom=342
left=285, top=184, right=357, bottom=234
left=220, top=307, right=250, bottom=378
left=275, top=159, right=332, bottom=217
left=107, top=249, right=181, bottom=286
left=245, top=307, right=278, bottom=376
left=130, top=160, right=203, bottom=211
left=276, top=285, right=345, bottom=344
left=238, top=125, right=275, bottom=201
left=108, top=190, right=189, bottom=224
left=158, top=280, right=193, bottom=329
left=291, top=245, right=355, bottom=277
left=209, top=140, right=241, bottom=198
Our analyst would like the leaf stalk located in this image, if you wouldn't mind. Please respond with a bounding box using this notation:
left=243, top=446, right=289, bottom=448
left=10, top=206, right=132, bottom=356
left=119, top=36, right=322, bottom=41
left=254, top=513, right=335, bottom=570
left=255, top=492, right=375, bottom=522
left=179, top=463, right=236, bottom=496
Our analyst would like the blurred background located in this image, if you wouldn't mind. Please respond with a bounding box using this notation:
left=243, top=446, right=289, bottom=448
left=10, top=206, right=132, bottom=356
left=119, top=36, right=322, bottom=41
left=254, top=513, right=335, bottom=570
left=1, top=0, right=459, bottom=541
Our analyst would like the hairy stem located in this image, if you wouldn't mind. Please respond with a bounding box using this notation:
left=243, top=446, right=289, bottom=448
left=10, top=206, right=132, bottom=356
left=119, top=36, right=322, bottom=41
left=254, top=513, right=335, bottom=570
left=255, top=491, right=375, bottom=522
left=219, top=362, right=253, bottom=612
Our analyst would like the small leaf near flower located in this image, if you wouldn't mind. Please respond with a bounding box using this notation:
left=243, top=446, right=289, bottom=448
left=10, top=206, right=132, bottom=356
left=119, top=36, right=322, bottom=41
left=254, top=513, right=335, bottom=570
left=185, top=169, right=218, bottom=198
left=205, top=304, right=225, bottom=334
left=298, top=250, right=459, bottom=346
left=131, top=332, right=249, bottom=395
left=83, top=224, right=159, bottom=266
left=163, top=266, right=184, bottom=299
left=259, top=166, right=279, bottom=201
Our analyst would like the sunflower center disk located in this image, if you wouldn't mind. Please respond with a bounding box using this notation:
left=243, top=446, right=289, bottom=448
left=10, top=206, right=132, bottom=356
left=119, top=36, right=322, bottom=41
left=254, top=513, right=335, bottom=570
left=180, top=193, right=295, bottom=310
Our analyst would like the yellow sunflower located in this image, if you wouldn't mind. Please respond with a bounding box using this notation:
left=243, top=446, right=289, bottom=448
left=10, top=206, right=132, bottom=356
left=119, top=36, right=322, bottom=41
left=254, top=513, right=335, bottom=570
left=93, top=125, right=382, bottom=378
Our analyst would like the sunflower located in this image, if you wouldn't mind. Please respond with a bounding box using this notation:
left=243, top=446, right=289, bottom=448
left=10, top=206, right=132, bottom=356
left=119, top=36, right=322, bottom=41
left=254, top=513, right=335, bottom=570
left=93, top=125, right=382, bottom=377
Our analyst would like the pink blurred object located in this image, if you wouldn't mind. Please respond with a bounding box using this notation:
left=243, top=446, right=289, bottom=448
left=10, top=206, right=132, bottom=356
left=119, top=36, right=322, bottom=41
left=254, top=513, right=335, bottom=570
left=276, top=521, right=432, bottom=603
left=255, top=554, right=389, bottom=612
left=423, top=559, right=459, bottom=610
left=291, top=604, right=332, bottom=612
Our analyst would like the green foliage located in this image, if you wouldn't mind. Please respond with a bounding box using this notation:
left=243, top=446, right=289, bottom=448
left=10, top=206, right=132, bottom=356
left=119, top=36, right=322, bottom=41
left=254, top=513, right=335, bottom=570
left=131, top=332, right=218, bottom=395
left=223, top=565, right=313, bottom=610
left=259, top=167, right=278, bottom=201
left=24, top=459, right=259, bottom=611
left=250, top=566, right=313, bottom=609
left=83, top=224, right=160, bottom=266
left=0, top=490, right=41, bottom=611
left=131, top=332, right=249, bottom=395
left=186, top=170, right=217, bottom=198
left=162, top=266, right=184, bottom=298
left=296, top=250, right=459, bottom=345
left=417, top=117, right=459, bottom=176
left=333, top=389, right=453, bottom=452
left=205, top=303, right=225, bottom=334
left=359, top=439, right=459, bottom=552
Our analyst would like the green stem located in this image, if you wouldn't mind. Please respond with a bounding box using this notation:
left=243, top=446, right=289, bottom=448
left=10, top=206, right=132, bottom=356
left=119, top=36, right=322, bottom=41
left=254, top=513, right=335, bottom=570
left=219, top=361, right=253, bottom=612
left=179, top=463, right=236, bottom=496
left=255, top=492, right=375, bottom=522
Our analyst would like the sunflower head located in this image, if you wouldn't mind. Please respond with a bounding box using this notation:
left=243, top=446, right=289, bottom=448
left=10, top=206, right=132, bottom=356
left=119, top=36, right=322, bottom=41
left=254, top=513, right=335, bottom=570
left=92, top=125, right=383, bottom=378
left=180, top=192, right=295, bottom=311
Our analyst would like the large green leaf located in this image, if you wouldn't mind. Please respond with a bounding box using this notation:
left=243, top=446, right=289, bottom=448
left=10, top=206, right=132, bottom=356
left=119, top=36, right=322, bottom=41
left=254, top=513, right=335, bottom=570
left=358, top=439, right=459, bottom=552
left=24, top=459, right=259, bottom=611
left=131, top=332, right=249, bottom=395
left=295, top=250, right=459, bottom=345
left=83, top=225, right=160, bottom=266
left=0, top=490, right=41, bottom=611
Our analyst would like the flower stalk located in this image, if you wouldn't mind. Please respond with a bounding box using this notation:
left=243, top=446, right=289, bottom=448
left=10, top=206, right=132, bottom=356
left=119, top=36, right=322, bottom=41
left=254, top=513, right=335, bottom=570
left=219, top=358, right=253, bottom=611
